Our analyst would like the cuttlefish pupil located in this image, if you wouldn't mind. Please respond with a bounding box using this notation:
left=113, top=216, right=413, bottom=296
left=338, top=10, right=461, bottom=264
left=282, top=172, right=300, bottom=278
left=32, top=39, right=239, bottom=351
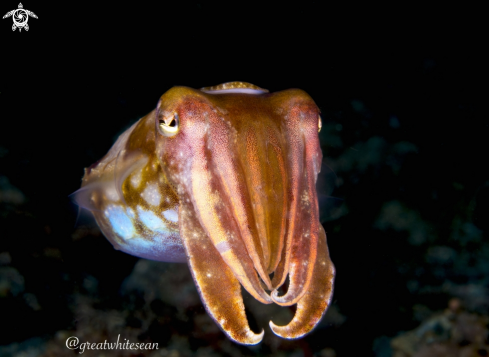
left=73, top=81, right=335, bottom=345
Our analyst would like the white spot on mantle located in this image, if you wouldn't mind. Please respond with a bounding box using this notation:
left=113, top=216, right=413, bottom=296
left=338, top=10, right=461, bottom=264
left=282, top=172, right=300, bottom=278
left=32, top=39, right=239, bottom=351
left=137, top=206, right=168, bottom=233
left=163, top=209, right=178, bottom=222
left=105, top=205, right=136, bottom=240
left=141, top=183, right=161, bottom=206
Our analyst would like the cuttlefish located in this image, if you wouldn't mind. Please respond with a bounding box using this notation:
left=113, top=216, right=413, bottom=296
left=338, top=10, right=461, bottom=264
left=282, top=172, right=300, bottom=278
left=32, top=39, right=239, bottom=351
left=73, top=82, right=335, bottom=344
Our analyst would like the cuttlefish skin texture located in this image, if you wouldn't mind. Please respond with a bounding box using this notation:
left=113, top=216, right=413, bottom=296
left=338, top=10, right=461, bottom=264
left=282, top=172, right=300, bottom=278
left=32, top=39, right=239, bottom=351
left=73, top=82, right=335, bottom=344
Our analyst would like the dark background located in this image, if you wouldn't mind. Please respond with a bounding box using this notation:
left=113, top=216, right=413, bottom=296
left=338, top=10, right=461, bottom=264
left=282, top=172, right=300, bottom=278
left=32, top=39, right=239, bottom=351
left=1, top=2, right=486, bottom=356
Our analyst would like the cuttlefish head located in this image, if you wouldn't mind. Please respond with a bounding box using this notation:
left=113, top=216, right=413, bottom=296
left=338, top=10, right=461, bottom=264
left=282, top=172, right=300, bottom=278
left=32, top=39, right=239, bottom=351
left=154, top=82, right=335, bottom=344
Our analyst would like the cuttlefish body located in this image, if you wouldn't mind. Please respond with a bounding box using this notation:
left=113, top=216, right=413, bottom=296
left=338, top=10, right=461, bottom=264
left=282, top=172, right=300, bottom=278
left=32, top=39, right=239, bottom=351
left=73, top=82, right=335, bottom=344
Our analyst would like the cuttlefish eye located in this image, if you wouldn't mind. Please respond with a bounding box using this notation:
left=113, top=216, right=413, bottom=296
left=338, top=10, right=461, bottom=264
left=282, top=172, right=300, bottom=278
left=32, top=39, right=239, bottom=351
left=158, top=113, right=179, bottom=136
left=318, top=114, right=323, bottom=133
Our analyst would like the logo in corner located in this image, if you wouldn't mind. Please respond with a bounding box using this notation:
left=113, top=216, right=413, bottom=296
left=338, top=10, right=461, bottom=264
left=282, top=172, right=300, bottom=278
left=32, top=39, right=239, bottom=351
left=3, top=3, right=37, bottom=32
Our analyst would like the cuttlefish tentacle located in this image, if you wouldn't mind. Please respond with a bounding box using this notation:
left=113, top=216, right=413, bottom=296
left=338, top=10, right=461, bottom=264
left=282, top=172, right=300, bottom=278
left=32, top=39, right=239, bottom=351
left=207, top=111, right=273, bottom=290
left=269, top=112, right=304, bottom=291
left=171, top=99, right=272, bottom=304
left=270, top=225, right=335, bottom=338
left=243, top=129, right=270, bottom=274
left=264, top=128, right=288, bottom=275
left=272, top=97, right=322, bottom=306
left=179, top=198, right=264, bottom=345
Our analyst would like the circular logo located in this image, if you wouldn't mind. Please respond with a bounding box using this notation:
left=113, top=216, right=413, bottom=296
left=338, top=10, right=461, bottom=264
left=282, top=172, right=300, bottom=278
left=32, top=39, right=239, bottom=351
left=12, top=9, right=28, bottom=27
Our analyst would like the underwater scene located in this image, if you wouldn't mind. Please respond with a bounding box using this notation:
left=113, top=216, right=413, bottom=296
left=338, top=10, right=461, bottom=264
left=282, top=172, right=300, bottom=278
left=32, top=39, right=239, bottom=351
left=1, top=3, right=485, bottom=356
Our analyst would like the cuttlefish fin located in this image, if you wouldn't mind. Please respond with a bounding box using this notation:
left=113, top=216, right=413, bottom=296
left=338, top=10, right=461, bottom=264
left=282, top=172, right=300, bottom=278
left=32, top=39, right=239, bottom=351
left=70, top=154, right=148, bottom=210
left=270, top=225, right=335, bottom=338
left=69, top=183, right=103, bottom=212
left=178, top=200, right=264, bottom=345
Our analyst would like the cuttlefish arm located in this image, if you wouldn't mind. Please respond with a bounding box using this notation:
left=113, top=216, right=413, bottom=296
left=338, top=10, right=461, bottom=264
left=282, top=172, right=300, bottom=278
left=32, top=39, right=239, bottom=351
left=179, top=192, right=264, bottom=344
left=270, top=225, right=335, bottom=338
